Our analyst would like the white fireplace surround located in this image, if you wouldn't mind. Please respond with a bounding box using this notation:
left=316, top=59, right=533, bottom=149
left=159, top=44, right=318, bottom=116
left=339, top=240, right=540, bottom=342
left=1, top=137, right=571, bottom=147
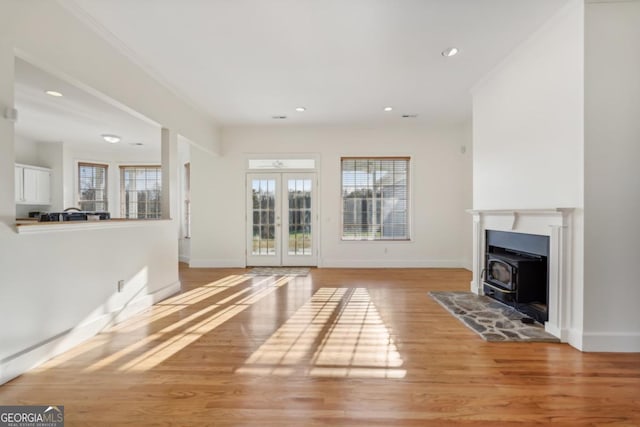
left=469, top=208, right=574, bottom=342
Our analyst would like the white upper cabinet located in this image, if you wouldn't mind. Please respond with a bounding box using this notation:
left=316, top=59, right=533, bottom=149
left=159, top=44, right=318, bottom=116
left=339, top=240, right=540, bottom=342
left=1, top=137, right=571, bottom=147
left=15, top=164, right=51, bottom=205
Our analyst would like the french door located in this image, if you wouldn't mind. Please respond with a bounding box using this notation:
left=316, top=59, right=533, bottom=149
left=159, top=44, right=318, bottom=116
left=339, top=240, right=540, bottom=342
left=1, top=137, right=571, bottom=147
left=246, top=173, right=317, bottom=266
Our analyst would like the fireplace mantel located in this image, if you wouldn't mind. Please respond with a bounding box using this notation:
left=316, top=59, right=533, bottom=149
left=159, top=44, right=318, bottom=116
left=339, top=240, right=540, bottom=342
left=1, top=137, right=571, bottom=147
left=468, top=208, right=574, bottom=341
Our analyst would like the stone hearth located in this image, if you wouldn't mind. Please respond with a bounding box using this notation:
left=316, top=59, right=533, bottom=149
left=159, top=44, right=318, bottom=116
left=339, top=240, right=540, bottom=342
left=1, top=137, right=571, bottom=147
left=429, top=291, right=560, bottom=342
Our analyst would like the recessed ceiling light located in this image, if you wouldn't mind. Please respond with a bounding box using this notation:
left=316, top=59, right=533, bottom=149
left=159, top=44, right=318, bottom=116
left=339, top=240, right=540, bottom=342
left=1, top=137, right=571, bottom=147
left=101, top=134, right=121, bottom=143
left=383, top=106, right=393, bottom=112
left=272, top=115, right=287, bottom=119
left=441, top=47, right=459, bottom=57
left=45, top=90, right=63, bottom=97
left=295, top=107, right=306, bottom=112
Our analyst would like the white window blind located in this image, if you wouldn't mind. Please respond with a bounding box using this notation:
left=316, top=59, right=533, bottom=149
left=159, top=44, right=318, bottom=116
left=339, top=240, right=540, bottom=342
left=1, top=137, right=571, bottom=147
left=341, top=157, right=409, bottom=240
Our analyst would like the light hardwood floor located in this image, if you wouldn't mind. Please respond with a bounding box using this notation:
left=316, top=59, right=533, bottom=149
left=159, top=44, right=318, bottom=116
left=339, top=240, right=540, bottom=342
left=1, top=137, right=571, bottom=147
left=1, top=266, right=639, bottom=426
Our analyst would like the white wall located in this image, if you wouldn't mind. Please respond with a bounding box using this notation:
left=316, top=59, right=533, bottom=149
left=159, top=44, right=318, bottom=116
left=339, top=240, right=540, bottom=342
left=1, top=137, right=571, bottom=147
left=460, top=121, right=473, bottom=270
left=0, top=9, right=17, bottom=228
left=190, top=125, right=472, bottom=268
left=472, top=0, right=640, bottom=352
left=38, top=142, right=65, bottom=212
left=14, top=135, right=40, bottom=165
left=0, top=1, right=216, bottom=383
left=471, top=0, right=586, bottom=348
left=0, top=222, right=179, bottom=383
left=472, top=0, right=584, bottom=210
left=583, top=1, right=640, bottom=351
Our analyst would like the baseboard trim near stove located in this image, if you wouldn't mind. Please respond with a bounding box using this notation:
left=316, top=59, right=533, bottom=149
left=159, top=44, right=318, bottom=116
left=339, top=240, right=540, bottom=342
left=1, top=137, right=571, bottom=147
left=579, top=331, right=640, bottom=353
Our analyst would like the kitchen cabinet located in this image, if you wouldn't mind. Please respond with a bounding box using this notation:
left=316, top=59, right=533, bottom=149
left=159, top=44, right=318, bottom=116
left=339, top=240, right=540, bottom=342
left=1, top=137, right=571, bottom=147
left=15, top=164, right=51, bottom=205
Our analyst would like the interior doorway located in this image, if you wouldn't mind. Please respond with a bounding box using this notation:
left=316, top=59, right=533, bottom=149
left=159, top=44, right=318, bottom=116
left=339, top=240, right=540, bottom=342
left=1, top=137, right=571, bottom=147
left=246, top=172, right=317, bottom=266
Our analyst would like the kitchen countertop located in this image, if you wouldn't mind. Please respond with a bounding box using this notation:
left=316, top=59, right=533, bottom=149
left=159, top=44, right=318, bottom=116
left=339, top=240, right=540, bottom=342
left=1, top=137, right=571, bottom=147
left=15, top=217, right=39, bottom=225
left=14, top=218, right=171, bottom=233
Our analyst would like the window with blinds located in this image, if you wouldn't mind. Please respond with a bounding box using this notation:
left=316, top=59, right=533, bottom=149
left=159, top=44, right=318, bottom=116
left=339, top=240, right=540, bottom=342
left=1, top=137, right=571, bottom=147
left=341, top=157, right=409, bottom=240
left=120, top=166, right=162, bottom=219
left=78, top=162, right=108, bottom=211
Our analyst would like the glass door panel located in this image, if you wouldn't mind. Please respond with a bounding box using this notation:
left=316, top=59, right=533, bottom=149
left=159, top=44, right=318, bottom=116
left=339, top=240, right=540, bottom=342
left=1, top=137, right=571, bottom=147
left=285, top=178, right=312, bottom=252
left=282, top=173, right=315, bottom=266
left=247, top=175, right=281, bottom=266
left=247, top=172, right=317, bottom=267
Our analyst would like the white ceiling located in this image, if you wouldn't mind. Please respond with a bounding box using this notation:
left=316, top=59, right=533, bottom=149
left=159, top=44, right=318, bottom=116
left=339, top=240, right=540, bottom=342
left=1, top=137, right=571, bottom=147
left=59, top=0, right=571, bottom=127
left=14, top=58, right=161, bottom=154
left=14, top=0, right=570, bottom=150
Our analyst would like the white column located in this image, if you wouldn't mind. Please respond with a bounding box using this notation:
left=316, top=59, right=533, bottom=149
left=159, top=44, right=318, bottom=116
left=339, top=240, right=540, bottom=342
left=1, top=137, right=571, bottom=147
left=546, top=224, right=564, bottom=339
left=161, top=128, right=178, bottom=221
left=0, top=41, right=15, bottom=225
left=470, top=211, right=483, bottom=294
left=546, top=210, right=573, bottom=342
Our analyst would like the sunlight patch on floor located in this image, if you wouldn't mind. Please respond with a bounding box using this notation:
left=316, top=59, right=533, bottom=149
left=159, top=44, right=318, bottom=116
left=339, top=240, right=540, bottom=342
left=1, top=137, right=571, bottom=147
left=109, top=274, right=251, bottom=334
left=236, top=287, right=406, bottom=379
left=116, top=276, right=291, bottom=372
left=81, top=275, right=289, bottom=372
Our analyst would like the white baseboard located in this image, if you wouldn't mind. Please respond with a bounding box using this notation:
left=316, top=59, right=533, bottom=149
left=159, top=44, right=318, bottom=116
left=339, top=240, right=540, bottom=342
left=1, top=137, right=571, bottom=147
left=321, top=258, right=465, bottom=268
left=562, top=328, right=640, bottom=352
left=189, top=258, right=246, bottom=268
left=579, top=331, right=640, bottom=352
left=188, top=258, right=465, bottom=269
left=0, top=280, right=181, bottom=385
left=544, top=323, right=565, bottom=342
left=178, top=255, right=190, bottom=264
left=566, top=328, right=584, bottom=350
left=470, top=280, right=480, bottom=294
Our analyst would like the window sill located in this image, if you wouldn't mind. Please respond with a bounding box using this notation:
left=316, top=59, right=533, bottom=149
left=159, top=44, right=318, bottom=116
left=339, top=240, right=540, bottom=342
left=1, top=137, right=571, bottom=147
left=15, top=218, right=172, bottom=234
left=340, top=238, right=412, bottom=243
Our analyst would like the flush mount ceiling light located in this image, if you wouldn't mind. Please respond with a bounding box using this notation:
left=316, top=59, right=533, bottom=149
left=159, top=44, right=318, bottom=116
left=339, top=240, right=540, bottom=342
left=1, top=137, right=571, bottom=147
left=383, top=106, right=393, bottom=112
left=295, top=107, right=306, bottom=112
left=45, top=90, right=63, bottom=97
left=101, top=134, right=121, bottom=143
left=441, top=47, right=459, bottom=57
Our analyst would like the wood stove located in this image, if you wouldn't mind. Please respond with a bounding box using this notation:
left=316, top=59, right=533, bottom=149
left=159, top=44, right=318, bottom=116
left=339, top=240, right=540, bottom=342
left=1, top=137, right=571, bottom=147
left=483, top=230, right=549, bottom=323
